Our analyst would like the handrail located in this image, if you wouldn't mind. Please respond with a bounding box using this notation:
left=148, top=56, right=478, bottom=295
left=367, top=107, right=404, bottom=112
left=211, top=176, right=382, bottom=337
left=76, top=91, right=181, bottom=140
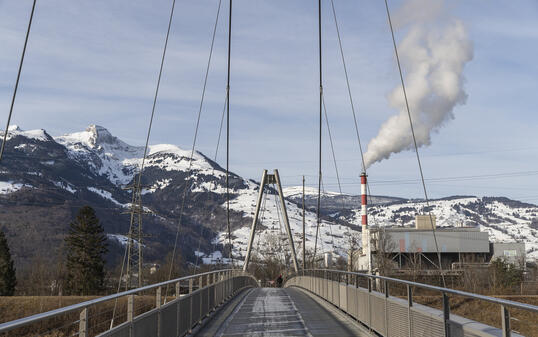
left=0, top=268, right=246, bottom=333
left=295, top=269, right=538, bottom=313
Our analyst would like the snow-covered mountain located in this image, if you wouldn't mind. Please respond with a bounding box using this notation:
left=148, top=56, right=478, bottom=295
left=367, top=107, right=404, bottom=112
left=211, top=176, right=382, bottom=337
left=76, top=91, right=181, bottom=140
left=0, top=125, right=359, bottom=268
left=0, top=125, right=537, bottom=269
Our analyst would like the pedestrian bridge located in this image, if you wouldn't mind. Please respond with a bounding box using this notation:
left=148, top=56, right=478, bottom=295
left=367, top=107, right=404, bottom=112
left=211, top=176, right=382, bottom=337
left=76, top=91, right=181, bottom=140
left=0, top=269, right=536, bottom=337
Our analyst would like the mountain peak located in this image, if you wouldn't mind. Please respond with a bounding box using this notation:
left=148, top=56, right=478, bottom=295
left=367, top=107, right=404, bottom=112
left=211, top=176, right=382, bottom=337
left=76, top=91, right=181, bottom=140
left=85, top=124, right=117, bottom=147
left=0, top=125, right=50, bottom=142
left=8, top=125, right=21, bottom=131
left=55, top=124, right=130, bottom=150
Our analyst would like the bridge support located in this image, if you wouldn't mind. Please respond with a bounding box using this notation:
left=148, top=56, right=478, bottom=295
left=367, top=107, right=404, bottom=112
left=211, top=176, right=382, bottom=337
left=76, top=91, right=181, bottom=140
left=243, top=169, right=299, bottom=273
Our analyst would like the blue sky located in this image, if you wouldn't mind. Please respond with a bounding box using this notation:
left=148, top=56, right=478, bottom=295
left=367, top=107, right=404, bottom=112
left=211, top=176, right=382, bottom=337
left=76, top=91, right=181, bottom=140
left=1, top=0, right=538, bottom=203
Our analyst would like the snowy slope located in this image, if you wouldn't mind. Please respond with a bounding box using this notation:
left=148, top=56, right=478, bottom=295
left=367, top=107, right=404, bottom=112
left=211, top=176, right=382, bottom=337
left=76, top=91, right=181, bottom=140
left=348, top=197, right=538, bottom=260
left=214, top=180, right=358, bottom=262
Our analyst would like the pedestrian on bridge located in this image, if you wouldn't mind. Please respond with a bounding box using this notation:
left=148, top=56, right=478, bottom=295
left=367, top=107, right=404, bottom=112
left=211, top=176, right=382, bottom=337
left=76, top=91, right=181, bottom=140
left=276, top=274, right=283, bottom=288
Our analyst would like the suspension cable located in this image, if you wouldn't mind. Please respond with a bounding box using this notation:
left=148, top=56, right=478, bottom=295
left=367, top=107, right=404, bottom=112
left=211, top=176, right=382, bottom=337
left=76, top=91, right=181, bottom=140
left=209, top=94, right=228, bottom=266
left=189, top=0, right=223, bottom=271
left=320, top=177, right=336, bottom=250
left=272, top=188, right=286, bottom=266
left=214, top=94, right=227, bottom=162
left=329, top=0, right=378, bottom=254
left=254, top=188, right=269, bottom=261
left=329, top=0, right=366, bottom=174
left=313, top=0, right=323, bottom=268
left=111, top=0, right=178, bottom=325
left=383, top=0, right=446, bottom=287
left=164, top=0, right=224, bottom=298
left=225, top=0, right=234, bottom=266
left=0, top=0, right=37, bottom=163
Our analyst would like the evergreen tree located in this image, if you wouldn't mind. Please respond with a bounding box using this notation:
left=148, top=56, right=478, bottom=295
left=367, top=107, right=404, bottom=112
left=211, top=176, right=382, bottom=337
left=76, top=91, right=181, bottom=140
left=65, top=206, right=108, bottom=295
left=0, top=228, right=17, bottom=295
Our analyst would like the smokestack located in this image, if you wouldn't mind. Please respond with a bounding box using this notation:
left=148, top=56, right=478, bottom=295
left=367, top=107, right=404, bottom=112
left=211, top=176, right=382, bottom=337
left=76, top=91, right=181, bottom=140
left=360, top=172, right=368, bottom=252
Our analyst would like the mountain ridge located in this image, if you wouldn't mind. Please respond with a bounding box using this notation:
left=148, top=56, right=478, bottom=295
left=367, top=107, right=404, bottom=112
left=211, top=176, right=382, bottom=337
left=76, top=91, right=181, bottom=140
left=0, top=125, right=536, bottom=270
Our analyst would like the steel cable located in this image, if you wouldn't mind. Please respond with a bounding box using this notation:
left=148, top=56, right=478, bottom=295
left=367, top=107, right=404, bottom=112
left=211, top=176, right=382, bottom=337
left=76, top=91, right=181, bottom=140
left=166, top=0, right=224, bottom=296
left=112, top=0, right=178, bottom=322
left=383, top=0, right=446, bottom=287
left=313, top=0, right=323, bottom=269
left=0, top=0, right=37, bottom=163
left=225, top=0, right=234, bottom=266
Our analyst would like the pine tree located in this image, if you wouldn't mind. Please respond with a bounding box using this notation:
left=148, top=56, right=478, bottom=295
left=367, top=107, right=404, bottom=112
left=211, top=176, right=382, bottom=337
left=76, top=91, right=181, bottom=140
left=0, top=228, right=17, bottom=296
left=65, top=206, right=108, bottom=295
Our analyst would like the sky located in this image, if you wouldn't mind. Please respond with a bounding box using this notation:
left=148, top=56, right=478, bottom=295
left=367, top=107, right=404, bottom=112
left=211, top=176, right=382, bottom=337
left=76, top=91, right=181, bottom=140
left=1, top=0, right=538, bottom=204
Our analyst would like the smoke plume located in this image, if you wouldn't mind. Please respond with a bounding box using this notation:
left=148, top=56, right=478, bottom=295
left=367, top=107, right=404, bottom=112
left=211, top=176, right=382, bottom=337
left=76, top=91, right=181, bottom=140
left=363, top=0, right=473, bottom=168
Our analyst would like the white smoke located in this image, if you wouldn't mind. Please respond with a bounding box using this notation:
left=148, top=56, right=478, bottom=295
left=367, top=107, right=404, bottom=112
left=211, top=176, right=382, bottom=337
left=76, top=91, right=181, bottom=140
left=363, top=0, right=473, bottom=168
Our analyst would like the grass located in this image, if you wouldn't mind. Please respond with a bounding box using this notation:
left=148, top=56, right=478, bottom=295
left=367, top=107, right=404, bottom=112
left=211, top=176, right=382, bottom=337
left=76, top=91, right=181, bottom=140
left=0, top=295, right=157, bottom=337
left=412, top=295, right=538, bottom=337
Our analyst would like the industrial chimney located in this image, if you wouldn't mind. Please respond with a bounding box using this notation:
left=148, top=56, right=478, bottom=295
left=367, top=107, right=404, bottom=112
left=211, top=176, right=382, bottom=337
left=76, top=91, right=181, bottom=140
left=360, top=172, right=368, bottom=253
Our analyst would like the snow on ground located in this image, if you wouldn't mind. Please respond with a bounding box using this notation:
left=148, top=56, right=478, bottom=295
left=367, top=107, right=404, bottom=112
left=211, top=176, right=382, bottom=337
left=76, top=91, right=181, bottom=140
left=145, top=145, right=224, bottom=177
left=87, top=187, right=125, bottom=207
left=353, top=197, right=538, bottom=260
left=0, top=181, right=33, bottom=194
left=0, top=125, right=50, bottom=142
left=283, top=186, right=343, bottom=198
left=212, top=180, right=358, bottom=262
left=142, top=178, right=172, bottom=194
left=56, top=125, right=144, bottom=185
left=53, top=181, right=77, bottom=194
left=196, top=251, right=231, bottom=265
left=107, top=234, right=145, bottom=247
left=55, top=125, right=223, bottom=186
left=191, top=181, right=227, bottom=194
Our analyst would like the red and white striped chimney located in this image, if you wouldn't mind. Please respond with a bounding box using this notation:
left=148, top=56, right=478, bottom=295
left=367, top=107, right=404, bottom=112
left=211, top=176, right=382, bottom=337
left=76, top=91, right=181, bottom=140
left=360, top=172, right=368, bottom=252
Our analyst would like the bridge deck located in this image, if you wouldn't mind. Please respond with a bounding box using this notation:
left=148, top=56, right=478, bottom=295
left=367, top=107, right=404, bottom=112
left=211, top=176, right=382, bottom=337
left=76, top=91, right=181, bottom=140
left=197, top=287, right=369, bottom=337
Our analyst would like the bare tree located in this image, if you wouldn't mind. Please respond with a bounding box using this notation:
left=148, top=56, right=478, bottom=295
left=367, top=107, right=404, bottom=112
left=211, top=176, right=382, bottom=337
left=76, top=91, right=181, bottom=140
left=373, top=228, right=396, bottom=276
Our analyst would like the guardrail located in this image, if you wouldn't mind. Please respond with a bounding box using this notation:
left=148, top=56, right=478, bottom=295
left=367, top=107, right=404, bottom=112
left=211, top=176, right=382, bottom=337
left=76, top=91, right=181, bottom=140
left=0, top=269, right=258, bottom=337
left=285, top=269, right=538, bottom=337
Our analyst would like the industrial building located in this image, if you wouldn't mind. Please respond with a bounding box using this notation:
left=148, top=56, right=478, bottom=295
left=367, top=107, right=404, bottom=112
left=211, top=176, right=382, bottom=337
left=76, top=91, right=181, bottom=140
left=354, top=215, right=526, bottom=272
left=353, top=173, right=526, bottom=274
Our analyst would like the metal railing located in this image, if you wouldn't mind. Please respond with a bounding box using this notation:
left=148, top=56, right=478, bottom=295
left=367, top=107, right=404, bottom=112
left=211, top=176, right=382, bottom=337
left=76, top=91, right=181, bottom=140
left=0, top=269, right=258, bottom=337
left=286, top=269, right=538, bottom=337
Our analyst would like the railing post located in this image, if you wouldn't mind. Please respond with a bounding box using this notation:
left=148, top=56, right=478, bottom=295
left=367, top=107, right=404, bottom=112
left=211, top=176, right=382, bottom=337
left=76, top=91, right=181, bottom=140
left=501, top=305, right=511, bottom=337
left=188, top=278, right=193, bottom=330
left=128, top=295, right=134, bottom=321
left=443, top=292, right=450, bottom=337
left=368, top=277, right=372, bottom=333
left=199, top=276, right=203, bottom=323
left=79, top=307, right=88, bottom=337
left=156, top=286, right=162, bottom=337
left=384, top=280, right=389, bottom=336
left=176, top=282, right=181, bottom=337
left=407, top=285, right=413, bottom=337
left=128, top=294, right=134, bottom=336
left=156, top=286, right=162, bottom=308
